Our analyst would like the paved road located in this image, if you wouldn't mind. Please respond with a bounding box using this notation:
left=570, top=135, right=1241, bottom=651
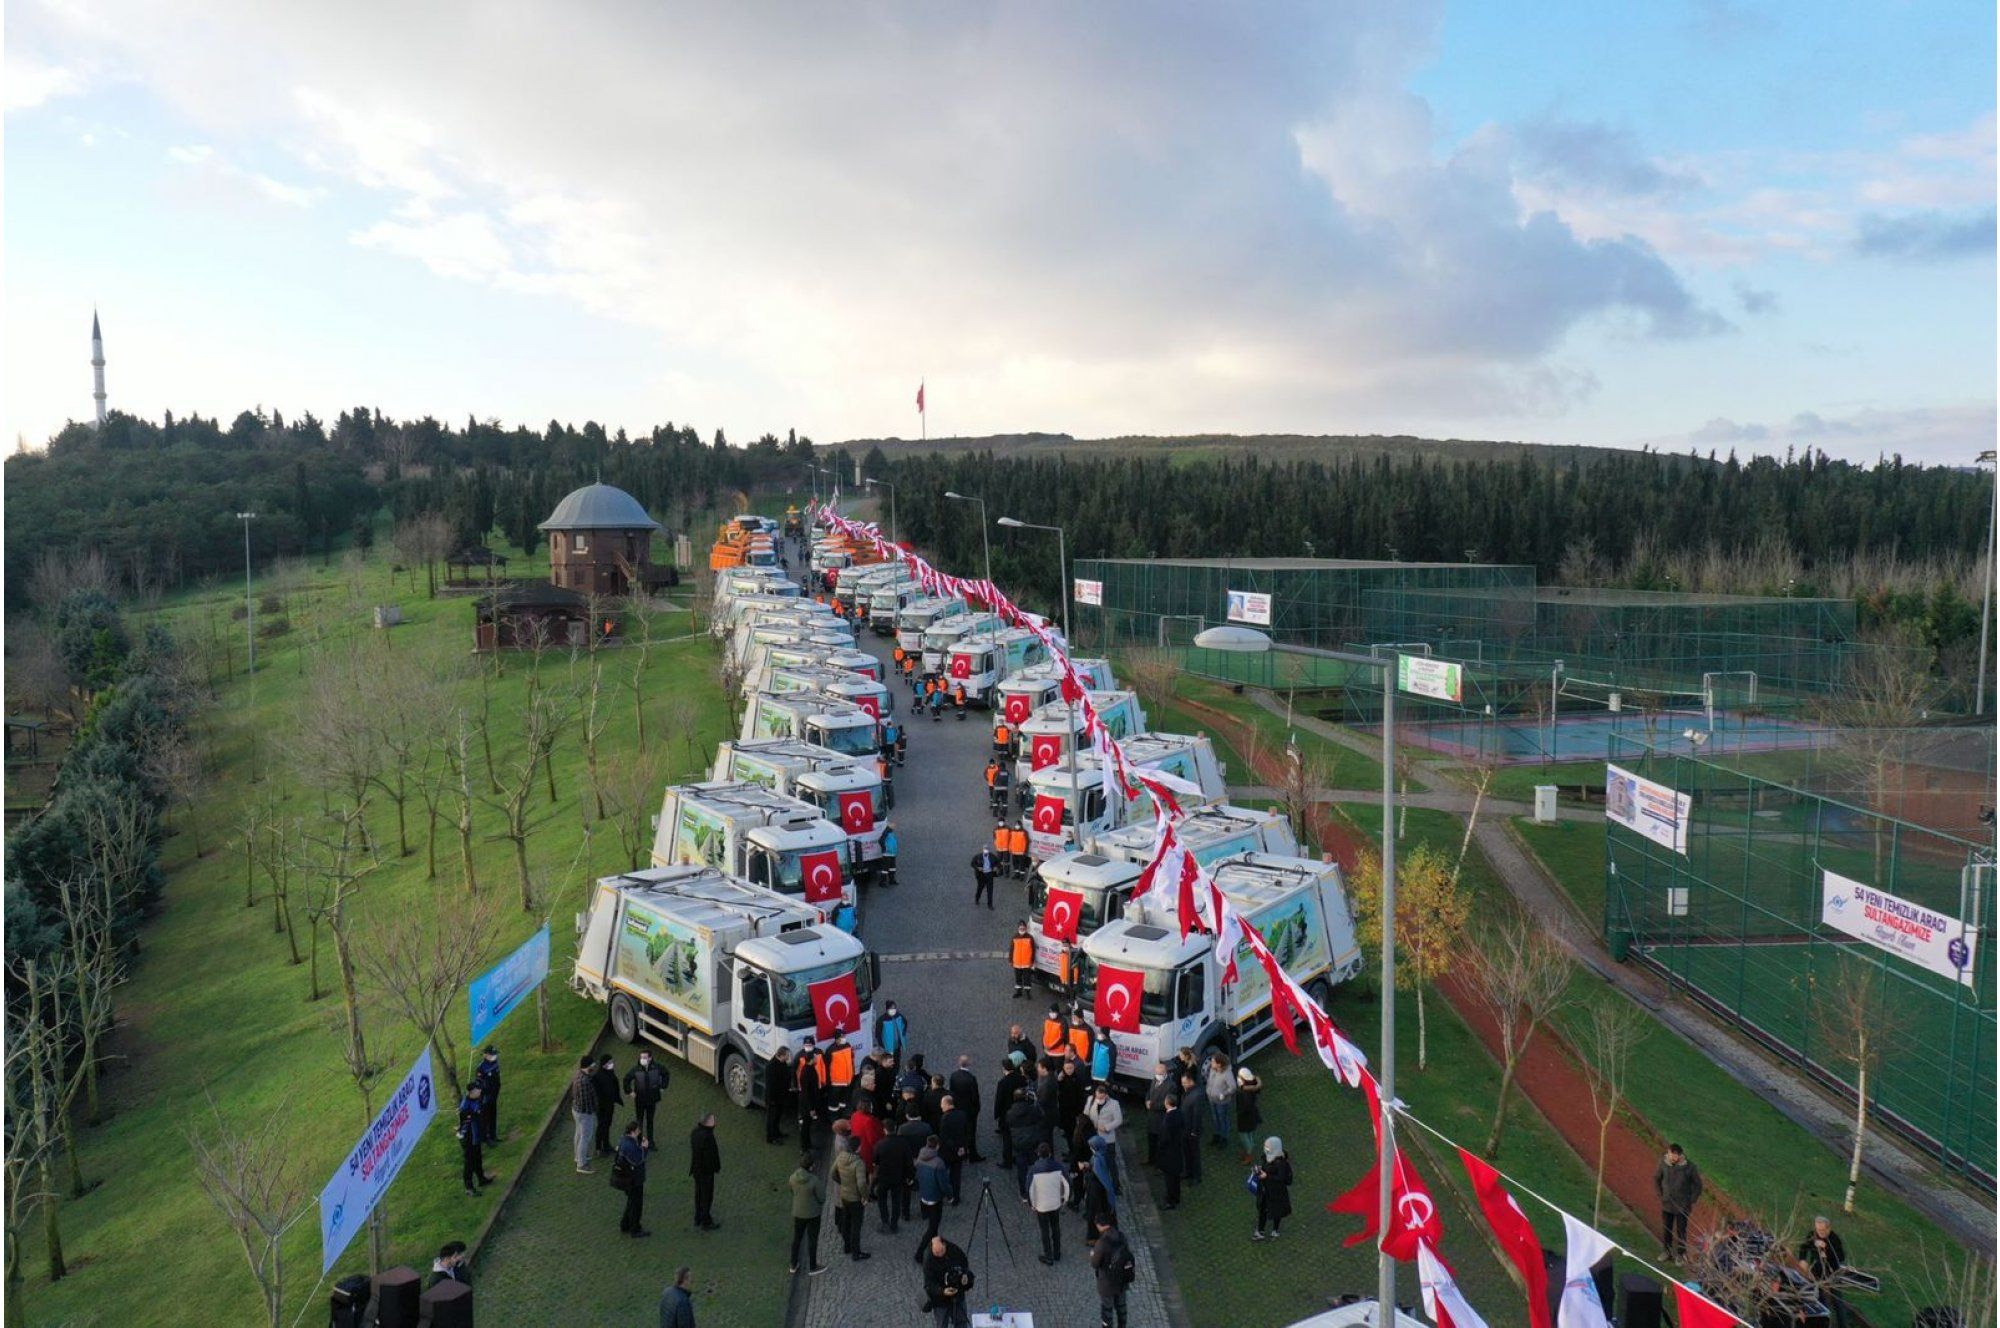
left=795, top=601, right=1172, bottom=1327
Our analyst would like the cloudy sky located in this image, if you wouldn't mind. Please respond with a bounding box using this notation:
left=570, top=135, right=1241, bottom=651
left=5, top=1, right=1993, bottom=461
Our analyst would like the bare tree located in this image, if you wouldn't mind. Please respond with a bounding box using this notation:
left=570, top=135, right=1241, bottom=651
left=5, top=624, right=73, bottom=726
left=365, top=661, right=448, bottom=859
left=580, top=656, right=611, bottom=820
left=447, top=718, right=482, bottom=894
left=6, top=957, right=86, bottom=1282
left=627, top=603, right=659, bottom=752
left=26, top=548, right=114, bottom=620
left=358, top=888, right=502, bottom=1101
left=484, top=684, right=575, bottom=911
left=1349, top=843, right=1472, bottom=1071
left=662, top=694, right=704, bottom=779
left=1813, top=954, right=1906, bottom=1213
left=1468, top=915, right=1573, bottom=1156
left=186, top=1088, right=309, bottom=1328
left=391, top=512, right=454, bottom=599
left=597, top=745, right=668, bottom=871
left=254, top=813, right=305, bottom=966
left=292, top=646, right=383, bottom=856
left=4, top=1048, right=57, bottom=1319
left=1575, top=999, right=1648, bottom=1224
left=1122, top=648, right=1180, bottom=718
left=1681, top=1205, right=1814, bottom=1327
left=1814, top=626, right=1940, bottom=878
left=54, top=873, right=125, bottom=1128
left=1903, top=1241, right=1995, bottom=1328
left=145, top=732, right=209, bottom=860
left=1269, top=737, right=1333, bottom=851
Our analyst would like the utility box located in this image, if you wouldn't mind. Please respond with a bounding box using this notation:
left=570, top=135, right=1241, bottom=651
left=372, top=605, right=403, bottom=629
left=1533, top=785, right=1558, bottom=824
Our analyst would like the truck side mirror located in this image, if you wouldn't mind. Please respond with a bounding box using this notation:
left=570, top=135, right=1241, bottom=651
left=867, top=951, right=882, bottom=989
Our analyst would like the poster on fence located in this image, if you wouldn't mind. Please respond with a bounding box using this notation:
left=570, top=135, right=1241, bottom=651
left=1226, top=589, right=1272, bottom=626
left=469, top=925, right=551, bottom=1047
left=319, top=1047, right=437, bottom=1272
left=1604, top=763, right=1690, bottom=854
left=1821, top=870, right=1978, bottom=989
left=1397, top=655, right=1463, bottom=703
left=1073, top=578, right=1103, bottom=607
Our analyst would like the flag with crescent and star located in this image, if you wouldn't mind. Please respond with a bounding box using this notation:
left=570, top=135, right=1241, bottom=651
left=1030, top=793, right=1065, bottom=837
left=801, top=849, right=845, bottom=905
left=949, top=653, right=972, bottom=680
left=808, top=971, right=861, bottom=1040
left=1093, top=963, right=1143, bottom=1032
left=837, top=791, right=873, bottom=835
left=1043, top=886, right=1084, bottom=942
left=1030, top=733, right=1063, bottom=771
left=1004, top=692, right=1032, bottom=726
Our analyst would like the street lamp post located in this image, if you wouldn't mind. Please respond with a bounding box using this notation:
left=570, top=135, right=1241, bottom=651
left=863, top=476, right=898, bottom=545
left=943, top=491, right=993, bottom=586
left=1976, top=450, right=1995, bottom=716
left=236, top=512, right=259, bottom=674
left=1193, top=625, right=1399, bottom=1323
left=999, top=515, right=1079, bottom=852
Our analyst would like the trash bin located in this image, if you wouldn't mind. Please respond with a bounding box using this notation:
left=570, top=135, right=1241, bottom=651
left=1533, top=784, right=1558, bottom=824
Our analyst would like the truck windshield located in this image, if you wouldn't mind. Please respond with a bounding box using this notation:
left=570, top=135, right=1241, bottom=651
left=817, top=722, right=877, bottom=757
left=771, top=959, right=875, bottom=1031
left=1078, top=956, right=1175, bottom=1025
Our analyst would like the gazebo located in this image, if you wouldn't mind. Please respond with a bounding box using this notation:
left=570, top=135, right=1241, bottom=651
left=538, top=482, right=666, bottom=597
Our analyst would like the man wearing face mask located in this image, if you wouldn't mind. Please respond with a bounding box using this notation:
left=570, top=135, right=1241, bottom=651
left=625, top=1049, right=671, bottom=1143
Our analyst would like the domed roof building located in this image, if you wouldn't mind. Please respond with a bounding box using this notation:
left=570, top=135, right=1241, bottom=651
left=538, top=481, right=672, bottom=598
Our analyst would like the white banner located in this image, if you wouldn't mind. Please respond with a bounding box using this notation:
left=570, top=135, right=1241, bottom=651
left=1604, top=763, right=1690, bottom=855
left=1821, top=870, right=1978, bottom=989
left=1073, top=578, right=1103, bottom=607
left=319, top=1047, right=439, bottom=1272
left=1226, top=589, right=1272, bottom=626
left=1397, top=655, right=1463, bottom=703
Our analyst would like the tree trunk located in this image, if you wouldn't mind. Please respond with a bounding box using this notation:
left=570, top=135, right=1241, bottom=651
left=432, top=1033, right=464, bottom=1103
left=395, top=776, right=410, bottom=857
left=1844, top=1055, right=1867, bottom=1213
left=1593, top=1113, right=1612, bottom=1225
left=513, top=833, right=533, bottom=912
left=458, top=807, right=479, bottom=895
left=245, top=835, right=257, bottom=908
left=82, top=1051, right=102, bottom=1127
left=40, top=1158, right=64, bottom=1280
left=279, top=890, right=301, bottom=966
left=536, top=982, right=554, bottom=1052
left=1416, top=980, right=1428, bottom=1071
left=544, top=747, right=557, bottom=806
left=307, top=922, right=323, bottom=1002
left=1484, top=1056, right=1519, bottom=1157
left=425, top=804, right=439, bottom=882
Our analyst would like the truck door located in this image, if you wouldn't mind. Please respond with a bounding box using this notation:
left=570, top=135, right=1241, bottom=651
left=1175, top=960, right=1215, bottom=1053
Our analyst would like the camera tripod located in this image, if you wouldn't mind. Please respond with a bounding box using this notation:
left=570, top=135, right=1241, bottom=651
left=961, top=1174, right=1019, bottom=1313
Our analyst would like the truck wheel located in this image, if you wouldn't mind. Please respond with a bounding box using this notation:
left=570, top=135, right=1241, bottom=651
left=1306, top=979, right=1333, bottom=1016
left=719, top=1050, right=754, bottom=1110
left=609, top=993, right=641, bottom=1044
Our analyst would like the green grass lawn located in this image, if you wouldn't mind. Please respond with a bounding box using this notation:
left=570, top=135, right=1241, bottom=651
left=13, top=545, right=736, bottom=1327
left=1479, top=760, right=1606, bottom=805
left=1513, top=817, right=1608, bottom=924
left=1122, top=666, right=1384, bottom=791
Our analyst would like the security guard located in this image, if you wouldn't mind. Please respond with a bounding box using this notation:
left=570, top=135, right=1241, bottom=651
left=827, top=1034, right=857, bottom=1115
left=1011, top=922, right=1036, bottom=998
left=457, top=1084, right=495, bottom=1196
left=991, top=764, right=1012, bottom=820
left=1042, top=1005, right=1069, bottom=1059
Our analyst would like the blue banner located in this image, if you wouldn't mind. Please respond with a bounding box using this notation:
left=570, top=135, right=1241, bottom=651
left=469, top=925, right=551, bottom=1048
left=319, top=1047, right=437, bottom=1273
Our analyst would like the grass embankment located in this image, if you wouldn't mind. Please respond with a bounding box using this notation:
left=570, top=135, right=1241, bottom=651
left=13, top=546, right=769, bottom=1327
left=1132, top=667, right=1383, bottom=790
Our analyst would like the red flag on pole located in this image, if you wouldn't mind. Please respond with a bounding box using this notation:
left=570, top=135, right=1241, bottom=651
left=1673, top=1284, right=1743, bottom=1328
left=1043, top=886, right=1084, bottom=942
left=916, top=382, right=925, bottom=413
left=1458, top=1148, right=1553, bottom=1328
left=808, top=971, right=860, bottom=1039
left=1093, top=963, right=1144, bottom=1032
left=801, top=849, right=845, bottom=905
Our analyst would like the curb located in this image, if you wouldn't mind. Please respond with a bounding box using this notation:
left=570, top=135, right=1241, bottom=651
left=1114, top=1122, right=1194, bottom=1327
left=465, top=1021, right=608, bottom=1269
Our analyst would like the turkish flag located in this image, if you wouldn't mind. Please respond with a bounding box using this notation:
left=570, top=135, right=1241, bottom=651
left=1673, top=1286, right=1740, bottom=1328
left=1030, top=734, right=1063, bottom=771
left=1030, top=794, right=1065, bottom=836
left=837, top=791, right=874, bottom=834
left=1458, top=1149, right=1552, bottom=1328
left=852, top=693, right=881, bottom=720
left=1004, top=693, right=1032, bottom=726
left=809, top=972, right=861, bottom=1040
left=916, top=382, right=925, bottom=414
left=1094, top=964, right=1143, bottom=1032
left=801, top=849, right=845, bottom=905
left=1380, top=1144, right=1443, bottom=1261
left=949, top=653, right=972, bottom=679
left=1043, top=887, right=1084, bottom=942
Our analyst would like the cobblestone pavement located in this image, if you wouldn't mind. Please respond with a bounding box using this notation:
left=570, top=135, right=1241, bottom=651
left=798, top=627, right=1173, bottom=1328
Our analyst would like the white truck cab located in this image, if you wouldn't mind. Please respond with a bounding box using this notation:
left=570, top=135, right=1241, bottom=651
left=920, top=612, right=1002, bottom=675
left=944, top=628, right=1049, bottom=705
left=1024, top=732, right=1227, bottom=860
left=572, top=866, right=880, bottom=1109
left=740, top=691, right=881, bottom=759
left=652, top=781, right=861, bottom=927
left=710, top=738, right=889, bottom=874
left=894, top=597, right=970, bottom=655
left=1011, top=690, right=1146, bottom=784
left=991, top=658, right=1116, bottom=734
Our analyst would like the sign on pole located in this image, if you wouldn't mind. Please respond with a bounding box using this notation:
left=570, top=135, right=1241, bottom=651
left=1073, top=578, right=1103, bottom=607
left=1821, top=870, right=1978, bottom=988
left=1396, top=656, right=1463, bottom=703
left=1225, top=589, right=1272, bottom=626
left=319, top=1047, right=438, bottom=1272
left=468, top=925, right=551, bottom=1048
left=1603, top=763, right=1691, bottom=855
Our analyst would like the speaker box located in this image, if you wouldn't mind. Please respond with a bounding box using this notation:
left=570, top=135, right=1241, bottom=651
left=1542, top=1249, right=1616, bottom=1323
left=329, top=1273, right=372, bottom=1328
left=373, top=1267, right=422, bottom=1328
left=1542, top=1249, right=1564, bottom=1324
left=420, top=1278, right=473, bottom=1327
left=1621, top=1271, right=1665, bottom=1328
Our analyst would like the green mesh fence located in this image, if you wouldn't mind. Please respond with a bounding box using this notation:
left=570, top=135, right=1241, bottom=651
left=1603, top=730, right=1996, bottom=1186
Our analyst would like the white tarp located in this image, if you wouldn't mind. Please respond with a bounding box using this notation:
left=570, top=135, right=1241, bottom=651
left=1604, top=763, right=1690, bottom=855
left=1821, top=869, right=1978, bottom=989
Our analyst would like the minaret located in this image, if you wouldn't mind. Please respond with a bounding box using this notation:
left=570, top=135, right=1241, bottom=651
left=91, top=310, right=107, bottom=428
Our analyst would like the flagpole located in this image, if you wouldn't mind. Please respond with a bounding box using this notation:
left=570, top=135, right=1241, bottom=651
left=1378, top=655, right=1398, bottom=1325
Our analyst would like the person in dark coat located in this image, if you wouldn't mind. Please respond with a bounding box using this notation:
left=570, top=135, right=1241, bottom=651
left=972, top=846, right=1000, bottom=910
left=938, top=1095, right=972, bottom=1203
left=1090, top=1215, right=1136, bottom=1328
left=616, top=1120, right=652, bottom=1237
left=1252, top=1137, right=1293, bottom=1239
left=1144, top=1061, right=1173, bottom=1167
left=1175, top=1074, right=1205, bottom=1183
left=873, top=1126, right=914, bottom=1231
left=921, top=1235, right=975, bottom=1328
left=625, top=1051, right=670, bottom=1142
left=763, top=1047, right=793, bottom=1145
left=1654, top=1143, right=1704, bottom=1262
left=1075, top=1153, right=1113, bottom=1239
left=590, top=1054, right=624, bottom=1155
left=795, top=1048, right=824, bottom=1143
left=948, top=1056, right=983, bottom=1161
left=1156, top=1095, right=1186, bottom=1208
left=688, top=1113, right=722, bottom=1231
left=456, top=1085, right=494, bottom=1195
left=1056, top=1059, right=1088, bottom=1139
left=473, top=1047, right=501, bottom=1143
left=1005, top=1026, right=1038, bottom=1068
left=658, top=1265, right=694, bottom=1328
left=1233, top=1067, right=1264, bottom=1165
left=1006, top=1093, right=1046, bottom=1199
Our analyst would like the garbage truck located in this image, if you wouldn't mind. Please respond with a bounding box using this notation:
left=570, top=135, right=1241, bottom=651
left=944, top=628, right=1049, bottom=706
left=651, top=781, right=860, bottom=926
left=739, top=639, right=883, bottom=685
left=992, top=658, right=1116, bottom=735
left=1011, top=690, right=1146, bottom=783
left=763, top=665, right=895, bottom=720
left=1024, top=732, right=1228, bottom=861
left=740, top=691, right=881, bottom=759
left=572, top=865, right=881, bottom=1108
left=1077, top=851, right=1362, bottom=1088
left=920, top=612, right=1003, bottom=675
left=710, top=738, right=889, bottom=877
left=1026, top=805, right=1300, bottom=978
left=865, top=579, right=921, bottom=636
left=894, top=597, right=971, bottom=656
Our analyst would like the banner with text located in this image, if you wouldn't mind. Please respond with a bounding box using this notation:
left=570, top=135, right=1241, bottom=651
left=469, top=925, right=551, bottom=1048
left=1073, top=578, right=1103, bottom=607
left=320, top=1047, right=438, bottom=1272
left=1397, top=655, right=1464, bottom=703
left=1226, top=589, right=1272, bottom=626
left=1821, top=870, right=1978, bottom=989
left=1604, top=763, right=1691, bottom=855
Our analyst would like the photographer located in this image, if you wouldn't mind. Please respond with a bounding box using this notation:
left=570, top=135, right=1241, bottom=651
left=920, top=1234, right=975, bottom=1327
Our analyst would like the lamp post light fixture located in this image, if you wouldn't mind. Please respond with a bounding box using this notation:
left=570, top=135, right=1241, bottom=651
left=863, top=476, right=898, bottom=545
left=1193, top=623, right=1400, bottom=1322
left=998, top=514, right=1080, bottom=849
left=942, top=491, right=993, bottom=586
left=994, top=516, right=1069, bottom=645
left=236, top=512, right=259, bottom=674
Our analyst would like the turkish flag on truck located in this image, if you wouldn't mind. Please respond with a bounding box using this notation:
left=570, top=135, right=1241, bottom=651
left=1031, top=794, right=1065, bottom=836
left=809, top=972, right=861, bottom=1040
left=852, top=693, right=880, bottom=720
left=1094, top=964, right=1143, bottom=1032
left=949, top=653, right=972, bottom=679
left=801, top=849, right=845, bottom=905
left=837, top=791, right=874, bottom=834
left=1030, top=733, right=1063, bottom=771
left=1043, top=887, right=1084, bottom=942
left=1004, top=693, right=1032, bottom=726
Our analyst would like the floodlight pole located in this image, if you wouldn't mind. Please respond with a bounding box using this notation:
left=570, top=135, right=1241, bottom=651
left=943, top=491, right=993, bottom=587
left=1977, top=450, right=1996, bottom=715
left=1001, top=515, right=1079, bottom=844
left=237, top=512, right=258, bottom=674
left=864, top=476, right=898, bottom=545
